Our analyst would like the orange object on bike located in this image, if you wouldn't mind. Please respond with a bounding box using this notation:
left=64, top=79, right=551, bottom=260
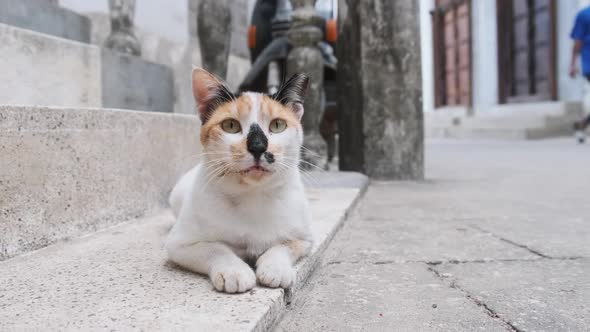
left=325, top=19, right=337, bottom=43
left=247, top=25, right=256, bottom=49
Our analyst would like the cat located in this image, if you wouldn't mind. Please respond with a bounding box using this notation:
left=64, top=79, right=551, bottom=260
left=165, top=68, right=313, bottom=293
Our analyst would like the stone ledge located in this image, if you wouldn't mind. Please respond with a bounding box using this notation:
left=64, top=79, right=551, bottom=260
left=0, top=175, right=368, bottom=331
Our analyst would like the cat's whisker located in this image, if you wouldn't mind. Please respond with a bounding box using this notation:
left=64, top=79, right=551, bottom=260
left=299, top=169, right=320, bottom=185
left=203, top=158, right=230, bottom=168
left=201, top=164, right=230, bottom=192
left=300, top=145, right=322, bottom=157
left=281, top=157, right=326, bottom=173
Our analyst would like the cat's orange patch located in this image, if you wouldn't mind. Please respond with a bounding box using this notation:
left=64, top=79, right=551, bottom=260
left=230, top=138, right=248, bottom=162
left=259, top=95, right=301, bottom=129
left=200, top=102, right=234, bottom=145
left=266, top=143, right=284, bottom=157
left=283, top=240, right=312, bottom=260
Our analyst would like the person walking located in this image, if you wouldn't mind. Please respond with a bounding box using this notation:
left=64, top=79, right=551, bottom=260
left=570, top=6, right=590, bottom=143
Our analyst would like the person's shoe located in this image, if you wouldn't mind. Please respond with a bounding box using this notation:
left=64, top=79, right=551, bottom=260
left=575, top=130, right=586, bottom=144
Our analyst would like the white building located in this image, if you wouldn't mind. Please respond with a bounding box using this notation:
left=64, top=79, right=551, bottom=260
left=420, top=0, right=589, bottom=139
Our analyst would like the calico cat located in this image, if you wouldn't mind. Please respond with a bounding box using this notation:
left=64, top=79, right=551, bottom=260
left=165, top=68, right=313, bottom=293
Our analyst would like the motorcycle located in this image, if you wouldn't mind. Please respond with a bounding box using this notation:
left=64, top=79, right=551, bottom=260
left=239, top=0, right=339, bottom=166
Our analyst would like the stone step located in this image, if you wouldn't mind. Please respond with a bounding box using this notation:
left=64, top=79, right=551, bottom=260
left=425, top=102, right=582, bottom=140
left=444, top=127, right=528, bottom=140
left=0, top=105, right=200, bottom=260
left=0, top=22, right=101, bottom=108
left=0, top=0, right=91, bottom=43
left=0, top=175, right=368, bottom=331
left=0, top=23, right=174, bottom=112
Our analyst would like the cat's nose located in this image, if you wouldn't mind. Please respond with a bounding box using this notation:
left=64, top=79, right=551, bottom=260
left=248, top=141, right=266, bottom=160
left=247, top=124, right=268, bottom=160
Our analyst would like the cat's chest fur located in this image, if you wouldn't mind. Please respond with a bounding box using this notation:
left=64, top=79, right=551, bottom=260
left=169, top=164, right=311, bottom=258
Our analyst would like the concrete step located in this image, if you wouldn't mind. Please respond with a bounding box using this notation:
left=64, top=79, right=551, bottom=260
left=444, top=127, right=528, bottom=140
left=0, top=0, right=91, bottom=43
left=0, top=23, right=174, bottom=112
left=424, top=106, right=468, bottom=128
left=0, top=105, right=200, bottom=260
left=0, top=22, right=101, bottom=108
left=485, top=101, right=581, bottom=115
left=425, top=102, right=582, bottom=140
left=0, top=173, right=368, bottom=331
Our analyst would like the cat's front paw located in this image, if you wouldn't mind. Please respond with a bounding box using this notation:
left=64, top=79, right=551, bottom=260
left=210, top=262, right=256, bottom=293
left=256, top=259, right=296, bottom=289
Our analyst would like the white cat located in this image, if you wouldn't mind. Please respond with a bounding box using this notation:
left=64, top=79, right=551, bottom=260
left=165, top=68, right=313, bottom=293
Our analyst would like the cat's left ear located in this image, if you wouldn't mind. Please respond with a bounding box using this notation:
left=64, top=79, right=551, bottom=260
left=272, top=73, right=309, bottom=121
left=192, top=67, right=234, bottom=123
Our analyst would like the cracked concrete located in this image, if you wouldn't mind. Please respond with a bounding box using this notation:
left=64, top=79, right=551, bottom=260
left=276, top=139, right=590, bottom=331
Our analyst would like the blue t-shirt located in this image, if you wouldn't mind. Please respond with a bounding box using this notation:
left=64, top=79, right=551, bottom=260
left=571, top=7, right=590, bottom=75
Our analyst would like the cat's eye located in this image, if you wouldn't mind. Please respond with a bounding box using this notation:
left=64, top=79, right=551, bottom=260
left=221, top=119, right=241, bottom=133
left=269, top=119, right=287, bottom=133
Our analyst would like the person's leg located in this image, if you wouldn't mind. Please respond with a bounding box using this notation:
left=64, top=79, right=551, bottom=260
left=574, top=75, right=590, bottom=142
left=582, top=74, right=590, bottom=129
left=582, top=113, right=590, bottom=129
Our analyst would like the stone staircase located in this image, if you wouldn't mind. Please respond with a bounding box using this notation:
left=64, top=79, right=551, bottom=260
left=426, top=102, right=583, bottom=140
left=0, top=1, right=174, bottom=113
left=0, top=4, right=368, bottom=330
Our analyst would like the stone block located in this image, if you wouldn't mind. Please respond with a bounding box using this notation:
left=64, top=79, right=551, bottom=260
left=101, top=49, right=175, bottom=113
left=0, top=0, right=90, bottom=43
left=0, top=106, right=200, bottom=260
left=0, top=23, right=101, bottom=108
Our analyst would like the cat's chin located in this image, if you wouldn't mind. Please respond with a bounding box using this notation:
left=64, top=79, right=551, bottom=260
left=238, top=165, right=272, bottom=182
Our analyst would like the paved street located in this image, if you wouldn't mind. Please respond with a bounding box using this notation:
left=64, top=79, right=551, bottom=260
left=277, top=139, right=590, bottom=331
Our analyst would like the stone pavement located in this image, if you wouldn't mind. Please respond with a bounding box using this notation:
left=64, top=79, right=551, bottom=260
left=276, top=139, right=590, bottom=331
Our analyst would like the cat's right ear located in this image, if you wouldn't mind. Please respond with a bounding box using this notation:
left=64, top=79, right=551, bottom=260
left=192, top=68, right=233, bottom=123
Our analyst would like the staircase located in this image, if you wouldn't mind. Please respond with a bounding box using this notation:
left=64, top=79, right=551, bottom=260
left=426, top=102, right=583, bottom=140
left=0, top=3, right=368, bottom=331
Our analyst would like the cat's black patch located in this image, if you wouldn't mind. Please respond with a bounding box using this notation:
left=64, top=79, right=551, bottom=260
left=202, top=84, right=240, bottom=123
left=247, top=124, right=268, bottom=160
left=264, top=152, right=275, bottom=164
left=270, top=73, right=309, bottom=106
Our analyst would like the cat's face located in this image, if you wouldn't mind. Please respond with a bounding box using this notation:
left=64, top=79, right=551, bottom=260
left=192, top=68, right=309, bottom=186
